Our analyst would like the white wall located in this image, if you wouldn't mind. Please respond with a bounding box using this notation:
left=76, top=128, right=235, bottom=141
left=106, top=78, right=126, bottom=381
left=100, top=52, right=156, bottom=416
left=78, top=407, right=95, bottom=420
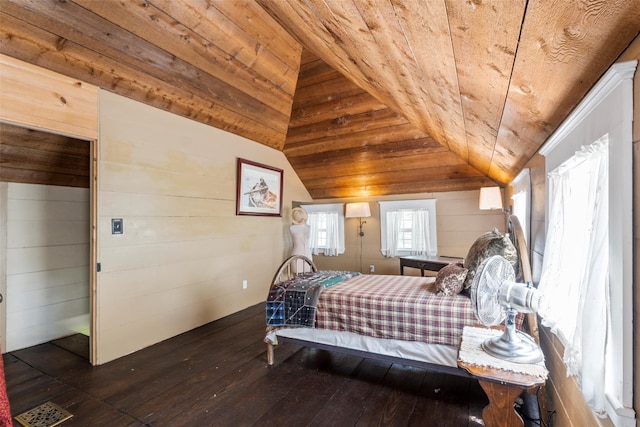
left=96, top=91, right=312, bottom=364
left=5, top=183, right=90, bottom=351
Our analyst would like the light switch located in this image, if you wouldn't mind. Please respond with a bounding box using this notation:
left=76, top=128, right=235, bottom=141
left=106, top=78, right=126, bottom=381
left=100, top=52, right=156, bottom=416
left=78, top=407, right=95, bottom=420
left=112, top=218, right=123, bottom=235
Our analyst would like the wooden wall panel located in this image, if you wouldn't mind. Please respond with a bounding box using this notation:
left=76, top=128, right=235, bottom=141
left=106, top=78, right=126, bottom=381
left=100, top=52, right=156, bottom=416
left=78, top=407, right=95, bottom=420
left=0, top=55, right=97, bottom=140
left=95, top=91, right=311, bottom=364
left=5, top=183, right=90, bottom=352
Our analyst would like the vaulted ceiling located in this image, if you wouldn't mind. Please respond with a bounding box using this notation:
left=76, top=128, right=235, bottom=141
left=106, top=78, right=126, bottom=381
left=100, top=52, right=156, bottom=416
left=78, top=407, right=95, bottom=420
left=1, top=0, right=638, bottom=199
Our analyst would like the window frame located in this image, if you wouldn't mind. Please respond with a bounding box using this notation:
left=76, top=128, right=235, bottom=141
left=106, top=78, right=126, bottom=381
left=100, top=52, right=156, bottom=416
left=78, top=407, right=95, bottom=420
left=300, top=203, right=346, bottom=255
left=378, top=199, right=437, bottom=257
left=538, top=60, right=636, bottom=426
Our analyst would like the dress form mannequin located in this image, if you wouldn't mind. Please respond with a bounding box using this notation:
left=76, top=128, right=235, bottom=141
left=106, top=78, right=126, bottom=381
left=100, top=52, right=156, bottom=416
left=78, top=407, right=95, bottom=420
left=290, top=207, right=311, bottom=272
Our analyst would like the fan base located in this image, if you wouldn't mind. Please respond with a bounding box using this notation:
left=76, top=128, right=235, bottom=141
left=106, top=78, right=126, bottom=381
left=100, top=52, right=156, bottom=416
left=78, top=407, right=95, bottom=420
left=482, top=330, right=543, bottom=364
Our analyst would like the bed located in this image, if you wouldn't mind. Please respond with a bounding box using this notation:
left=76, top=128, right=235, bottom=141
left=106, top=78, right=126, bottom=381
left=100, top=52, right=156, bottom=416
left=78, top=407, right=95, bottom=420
left=264, top=216, right=539, bottom=380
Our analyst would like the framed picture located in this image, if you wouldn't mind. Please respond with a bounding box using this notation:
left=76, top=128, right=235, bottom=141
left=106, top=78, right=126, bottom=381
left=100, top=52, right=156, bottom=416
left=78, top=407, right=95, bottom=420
left=236, top=158, right=283, bottom=216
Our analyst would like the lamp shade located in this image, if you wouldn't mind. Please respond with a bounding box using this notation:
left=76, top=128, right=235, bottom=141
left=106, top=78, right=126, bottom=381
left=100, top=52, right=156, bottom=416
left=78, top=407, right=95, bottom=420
left=345, top=202, right=371, bottom=218
left=479, top=187, right=504, bottom=210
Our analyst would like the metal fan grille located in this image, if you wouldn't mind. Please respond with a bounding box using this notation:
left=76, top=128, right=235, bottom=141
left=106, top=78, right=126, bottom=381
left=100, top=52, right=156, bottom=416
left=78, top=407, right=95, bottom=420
left=471, top=255, right=515, bottom=326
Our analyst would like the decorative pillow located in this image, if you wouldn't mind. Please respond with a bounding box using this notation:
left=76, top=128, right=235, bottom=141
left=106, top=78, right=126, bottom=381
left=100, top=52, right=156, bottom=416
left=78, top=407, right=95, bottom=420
left=462, top=228, right=519, bottom=290
left=435, top=262, right=468, bottom=296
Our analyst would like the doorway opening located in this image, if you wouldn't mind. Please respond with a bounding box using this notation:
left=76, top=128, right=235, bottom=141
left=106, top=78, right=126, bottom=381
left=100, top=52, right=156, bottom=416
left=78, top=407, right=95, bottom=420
left=0, top=122, right=96, bottom=363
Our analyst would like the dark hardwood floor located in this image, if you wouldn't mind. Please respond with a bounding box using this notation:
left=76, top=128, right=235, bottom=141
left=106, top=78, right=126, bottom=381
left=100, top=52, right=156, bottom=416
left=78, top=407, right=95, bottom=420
left=5, top=303, right=489, bottom=426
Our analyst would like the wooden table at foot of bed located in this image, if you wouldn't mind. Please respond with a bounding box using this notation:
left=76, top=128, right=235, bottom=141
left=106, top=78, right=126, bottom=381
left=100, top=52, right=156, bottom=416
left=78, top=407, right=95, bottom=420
left=457, top=360, right=545, bottom=427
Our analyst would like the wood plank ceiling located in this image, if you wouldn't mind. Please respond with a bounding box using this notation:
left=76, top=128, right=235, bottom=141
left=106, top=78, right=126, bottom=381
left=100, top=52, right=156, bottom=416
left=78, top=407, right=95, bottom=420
left=1, top=0, right=638, bottom=199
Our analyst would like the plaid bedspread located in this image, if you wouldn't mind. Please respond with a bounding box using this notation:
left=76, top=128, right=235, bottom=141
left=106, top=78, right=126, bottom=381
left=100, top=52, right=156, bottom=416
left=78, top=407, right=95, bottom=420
left=315, top=275, right=477, bottom=347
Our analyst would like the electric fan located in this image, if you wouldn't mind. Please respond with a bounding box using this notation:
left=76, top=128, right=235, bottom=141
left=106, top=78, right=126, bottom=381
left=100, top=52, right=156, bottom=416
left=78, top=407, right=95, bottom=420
left=470, top=255, right=544, bottom=364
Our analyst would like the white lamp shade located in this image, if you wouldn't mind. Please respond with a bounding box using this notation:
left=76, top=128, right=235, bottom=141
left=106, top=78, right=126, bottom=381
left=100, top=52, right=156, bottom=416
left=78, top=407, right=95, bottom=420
left=345, top=202, right=371, bottom=218
left=479, top=187, right=504, bottom=210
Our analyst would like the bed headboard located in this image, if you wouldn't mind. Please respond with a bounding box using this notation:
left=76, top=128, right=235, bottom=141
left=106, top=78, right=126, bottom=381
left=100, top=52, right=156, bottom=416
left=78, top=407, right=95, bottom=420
left=507, top=215, right=540, bottom=344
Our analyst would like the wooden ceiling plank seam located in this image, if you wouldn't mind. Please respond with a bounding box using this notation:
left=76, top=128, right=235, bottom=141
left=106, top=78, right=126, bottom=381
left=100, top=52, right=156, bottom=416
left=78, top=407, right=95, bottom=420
left=3, top=0, right=290, bottom=135
left=74, top=0, right=296, bottom=116
left=288, top=92, right=390, bottom=128
left=0, top=12, right=287, bottom=149
left=307, top=176, right=498, bottom=199
left=321, top=0, right=421, bottom=126
left=0, top=144, right=90, bottom=176
left=301, top=164, right=491, bottom=189
left=0, top=122, right=91, bottom=157
left=259, top=0, right=411, bottom=128
left=285, top=108, right=410, bottom=145
left=356, top=0, right=451, bottom=148
left=391, top=0, right=468, bottom=157
left=297, top=60, right=344, bottom=88
left=296, top=150, right=489, bottom=179
left=443, top=0, right=525, bottom=176
left=291, top=152, right=470, bottom=180
left=283, top=123, right=434, bottom=156
left=0, top=167, right=90, bottom=188
left=148, top=0, right=301, bottom=97
left=288, top=75, right=366, bottom=110
left=288, top=137, right=447, bottom=165
left=490, top=0, right=640, bottom=183
left=209, top=0, right=302, bottom=73
left=256, top=0, right=372, bottom=89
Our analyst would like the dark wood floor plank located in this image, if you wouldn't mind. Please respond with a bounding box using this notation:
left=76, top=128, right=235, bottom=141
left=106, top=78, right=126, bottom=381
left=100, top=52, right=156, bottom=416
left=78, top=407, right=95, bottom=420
left=51, top=333, right=90, bottom=359
left=100, top=311, right=268, bottom=410
left=252, top=350, right=364, bottom=426
left=130, top=338, right=278, bottom=424
left=36, top=388, right=147, bottom=427
left=354, top=363, right=426, bottom=426
left=307, top=358, right=391, bottom=426
left=6, top=374, right=74, bottom=416
left=5, top=303, right=489, bottom=426
left=408, top=371, right=486, bottom=427
left=10, top=342, right=90, bottom=378
left=161, top=347, right=323, bottom=427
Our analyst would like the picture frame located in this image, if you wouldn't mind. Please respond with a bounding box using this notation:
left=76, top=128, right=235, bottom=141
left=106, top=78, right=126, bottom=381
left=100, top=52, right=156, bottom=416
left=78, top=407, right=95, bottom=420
left=236, top=158, right=283, bottom=216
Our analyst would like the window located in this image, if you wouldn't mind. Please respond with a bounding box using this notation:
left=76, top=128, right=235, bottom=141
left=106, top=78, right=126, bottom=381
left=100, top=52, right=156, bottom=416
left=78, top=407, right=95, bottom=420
left=396, top=211, right=415, bottom=250
left=538, top=136, right=609, bottom=414
left=538, top=60, right=635, bottom=426
left=300, top=203, right=345, bottom=256
left=379, top=200, right=437, bottom=257
left=313, top=212, right=329, bottom=247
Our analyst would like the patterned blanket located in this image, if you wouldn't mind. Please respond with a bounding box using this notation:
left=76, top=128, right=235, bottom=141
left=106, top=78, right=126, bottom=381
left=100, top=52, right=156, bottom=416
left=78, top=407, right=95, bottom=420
left=266, top=271, right=361, bottom=327
left=315, top=275, right=477, bottom=347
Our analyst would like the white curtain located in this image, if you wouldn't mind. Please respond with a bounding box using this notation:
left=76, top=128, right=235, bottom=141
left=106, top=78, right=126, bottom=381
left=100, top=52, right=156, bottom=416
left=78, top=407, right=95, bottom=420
left=308, top=211, right=340, bottom=256
left=409, top=209, right=431, bottom=255
left=537, top=137, right=609, bottom=414
left=382, top=211, right=400, bottom=257
left=381, top=209, right=432, bottom=257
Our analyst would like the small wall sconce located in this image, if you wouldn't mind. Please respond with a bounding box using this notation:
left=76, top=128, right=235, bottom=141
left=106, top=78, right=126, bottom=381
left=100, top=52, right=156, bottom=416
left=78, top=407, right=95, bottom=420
left=345, top=202, right=372, bottom=237
left=479, top=187, right=504, bottom=211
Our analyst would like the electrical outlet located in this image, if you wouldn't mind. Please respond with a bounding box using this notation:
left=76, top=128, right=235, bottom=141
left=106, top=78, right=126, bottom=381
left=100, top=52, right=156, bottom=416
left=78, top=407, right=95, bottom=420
left=242, top=280, right=248, bottom=289
left=369, top=265, right=375, bottom=273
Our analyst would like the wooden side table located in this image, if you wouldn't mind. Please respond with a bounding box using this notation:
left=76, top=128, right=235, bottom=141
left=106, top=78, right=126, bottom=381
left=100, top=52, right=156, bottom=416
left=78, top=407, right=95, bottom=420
left=458, top=360, right=545, bottom=427
left=457, top=326, right=547, bottom=427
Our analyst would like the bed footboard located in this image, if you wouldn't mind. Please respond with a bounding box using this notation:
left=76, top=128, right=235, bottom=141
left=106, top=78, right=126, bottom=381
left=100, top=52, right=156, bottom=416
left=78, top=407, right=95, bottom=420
left=265, top=255, right=317, bottom=365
